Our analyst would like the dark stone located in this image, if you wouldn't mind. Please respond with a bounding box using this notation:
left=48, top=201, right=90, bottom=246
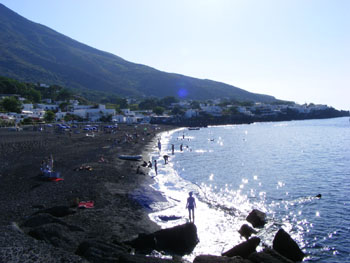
left=273, top=229, right=305, bottom=262
left=315, top=194, right=322, bottom=198
left=127, top=233, right=157, bottom=254
left=249, top=248, right=294, bottom=263
left=222, top=237, right=260, bottom=258
left=35, top=206, right=76, bottom=217
left=238, top=224, right=257, bottom=240
left=76, top=239, right=128, bottom=263
left=246, top=209, right=266, bottom=228
left=127, top=223, right=199, bottom=256
left=158, top=215, right=182, bottom=221
left=28, top=223, right=79, bottom=251
left=194, top=255, right=250, bottom=263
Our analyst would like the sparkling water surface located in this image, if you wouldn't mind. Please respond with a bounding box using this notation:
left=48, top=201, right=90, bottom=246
left=149, top=117, right=350, bottom=262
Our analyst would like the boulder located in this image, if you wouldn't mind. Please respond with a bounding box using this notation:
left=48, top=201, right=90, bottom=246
left=127, top=223, right=199, bottom=256
left=35, top=206, right=76, bottom=217
left=76, top=239, right=128, bottom=262
left=28, top=223, right=80, bottom=251
left=194, top=255, right=251, bottom=263
left=246, top=209, right=266, bottom=228
left=238, top=224, right=257, bottom=240
left=127, top=233, right=157, bottom=254
left=222, top=237, right=260, bottom=258
left=272, top=229, right=305, bottom=262
left=248, top=248, right=294, bottom=263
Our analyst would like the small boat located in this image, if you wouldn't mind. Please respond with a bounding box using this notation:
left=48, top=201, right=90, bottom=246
left=118, top=155, right=142, bottom=161
left=188, top=127, right=200, bottom=130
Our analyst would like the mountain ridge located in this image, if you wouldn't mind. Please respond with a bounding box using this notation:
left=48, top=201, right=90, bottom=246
left=0, top=3, right=278, bottom=103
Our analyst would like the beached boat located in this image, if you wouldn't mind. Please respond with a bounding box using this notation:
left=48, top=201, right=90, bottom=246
left=118, top=155, right=142, bottom=161
left=188, top=127, right=200, bottom=130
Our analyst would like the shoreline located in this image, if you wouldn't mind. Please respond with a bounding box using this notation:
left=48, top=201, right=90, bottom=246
left=0, top=123, right=178, bottom=262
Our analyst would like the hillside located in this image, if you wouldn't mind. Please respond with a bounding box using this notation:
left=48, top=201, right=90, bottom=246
left=0, top=4, right=277, bottom=102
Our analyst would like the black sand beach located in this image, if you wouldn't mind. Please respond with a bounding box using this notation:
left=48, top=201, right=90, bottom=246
left=0, top=124, right=178, bottom=262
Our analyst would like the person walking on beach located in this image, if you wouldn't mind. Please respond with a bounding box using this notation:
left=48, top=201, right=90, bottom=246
left=171, top=144, right=175, bottom=155
left=186, top=192, right=196, bottom=223
left=154, top=160, right=158, bottom=175
left=158, top=139, right=162, bottom=151
left=163, top=155, right=169, bottom=164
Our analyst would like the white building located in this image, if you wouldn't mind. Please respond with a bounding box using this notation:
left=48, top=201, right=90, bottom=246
left=36, top=104, right=59, bottom=111
left=184, top=109, right=199, bottom=118
left=200, top=105, right=223, bottom=116
left=72, top=104, right=115, bottom=122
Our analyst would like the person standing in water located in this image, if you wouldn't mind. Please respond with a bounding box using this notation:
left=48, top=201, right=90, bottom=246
left=186, top=192, right=196, bottom=223
left=154, top=160, right=158, bottom=175
left=171, top=144, right=175, bottom=155
left=157, top=139, right=161, bottom=151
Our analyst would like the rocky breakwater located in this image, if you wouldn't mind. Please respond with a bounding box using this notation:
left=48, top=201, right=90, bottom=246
left=193, top=209, right=305, bottom=263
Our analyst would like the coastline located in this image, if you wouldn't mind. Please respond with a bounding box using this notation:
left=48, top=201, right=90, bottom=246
left=0, top=123, right=177, bottom=262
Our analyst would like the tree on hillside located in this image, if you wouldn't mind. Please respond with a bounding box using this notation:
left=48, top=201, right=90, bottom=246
left=0, top=97, right=22, bottom=113
left=44, top=110, right=56, bottom=122
left=153, top=106, right=165, bottom=115
left=139, top=98, right=158, bottom=110
left=171, top=106, right=184, bottom=116
left=160, top=96, right=178, bottom=108
left=59, top=102, right=70, bottom=112
left=56, top=88, right=73, bottom=101
left=190, top=100, right=201, bottom=109
left=26, top=88, right=41, bottom=103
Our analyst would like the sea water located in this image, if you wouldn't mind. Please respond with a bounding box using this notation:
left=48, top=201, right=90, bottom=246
left=148, top=117, right=350, bottom=262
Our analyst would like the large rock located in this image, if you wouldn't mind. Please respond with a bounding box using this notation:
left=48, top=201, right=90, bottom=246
left=272, top=229, right=305, bottom=262
left=35, top=206, right=76, bottom=217
left=194, top=255, right=251, bottom=263
left=222, top=237, right=260, bottom=258
left=248, top=248, right=294, bottom=263
left=246, top=209, right=266, bottom=228
left=127, top=223, right=199, bottom=256
left=76, top=239, right=128, bottom=263
left=28, top=223, right=80, bottom=251
left=238, top=224, right=257, bottom=240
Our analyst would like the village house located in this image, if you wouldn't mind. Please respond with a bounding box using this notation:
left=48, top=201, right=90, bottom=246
left=200, top=104, right=223, bottom=116
left=72, top=104, right=115, bottom=122
left=184, top=109, right=199, bottom=118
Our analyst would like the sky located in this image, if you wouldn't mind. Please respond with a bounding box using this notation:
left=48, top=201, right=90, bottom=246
left=1, top=0, right=349, bottom=110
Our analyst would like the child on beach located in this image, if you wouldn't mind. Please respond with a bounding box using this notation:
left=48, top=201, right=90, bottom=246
left=186, top=192, right=196, bottom=223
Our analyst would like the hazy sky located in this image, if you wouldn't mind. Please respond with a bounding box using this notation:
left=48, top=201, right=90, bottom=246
left=1, top=0, right=349, bottom=110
